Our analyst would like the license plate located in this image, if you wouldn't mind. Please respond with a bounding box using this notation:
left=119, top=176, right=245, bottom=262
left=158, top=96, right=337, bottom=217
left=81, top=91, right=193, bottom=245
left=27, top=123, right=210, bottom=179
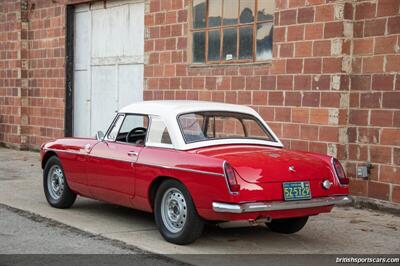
left=283, top=181, right=312, bottom=201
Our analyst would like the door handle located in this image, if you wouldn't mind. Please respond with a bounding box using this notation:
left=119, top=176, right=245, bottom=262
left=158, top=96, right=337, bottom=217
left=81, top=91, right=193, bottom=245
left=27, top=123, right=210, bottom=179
left=127, top=151, right=139, bottom=157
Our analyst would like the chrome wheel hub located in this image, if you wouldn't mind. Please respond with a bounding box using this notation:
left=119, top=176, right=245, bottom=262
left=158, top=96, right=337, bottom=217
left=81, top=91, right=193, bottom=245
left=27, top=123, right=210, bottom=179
left=161, top=188, right=187, bottom=233
left=47, top=165, right=65, bottom=200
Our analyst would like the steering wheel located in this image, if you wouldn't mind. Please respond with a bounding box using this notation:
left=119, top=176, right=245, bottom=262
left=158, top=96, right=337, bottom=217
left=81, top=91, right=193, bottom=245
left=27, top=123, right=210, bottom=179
left=126, top=127, right=147, bottom=143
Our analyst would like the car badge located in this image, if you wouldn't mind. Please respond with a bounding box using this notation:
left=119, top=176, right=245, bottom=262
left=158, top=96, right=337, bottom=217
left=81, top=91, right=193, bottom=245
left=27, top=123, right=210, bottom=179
left=289, top=166, right=296, bottom=172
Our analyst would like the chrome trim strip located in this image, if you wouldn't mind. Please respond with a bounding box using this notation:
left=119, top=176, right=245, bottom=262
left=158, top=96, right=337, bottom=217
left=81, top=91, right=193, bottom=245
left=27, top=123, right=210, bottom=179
left=44, top=148, right=224, bottom=177
left=212, top=195, right=352, bottom=213
left=138, top=162, right=225, bottom=177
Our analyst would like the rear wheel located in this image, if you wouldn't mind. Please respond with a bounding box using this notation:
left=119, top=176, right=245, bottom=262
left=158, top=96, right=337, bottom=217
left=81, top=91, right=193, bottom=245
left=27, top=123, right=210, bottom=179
left=154, top=180, right=204, bottom=245
left=266, top=216, right=308, bottom=234
left=43, top=156, right=77, bottom=209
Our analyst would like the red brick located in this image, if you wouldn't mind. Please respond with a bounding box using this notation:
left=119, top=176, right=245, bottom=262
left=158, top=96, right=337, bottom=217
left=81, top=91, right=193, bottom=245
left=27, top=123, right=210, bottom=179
left=363, top=56, right=384, bottom=73
left=372, top=75, right=395, bottom=90
left=349, top=109, right=369, bottom=125
left=304, top=58, right=321, bottom=74
left=315, top=5, right=334, bottom=22
left=370, top=110, right=393, bottom=127
left=261, top=76, right=276, bottom=90
left=294, top=75, right=311, bottom=90
left=231, top=76, right=245, bottom=90
left=370, top=146, right=392, bottom=164
left=298, top=7, right=314, bottom=23
left=351, top=75, right=371, bottom=91
left=295, top=41, right=312, bottom=57
left=283, top=124, right=300, bottom=139
left=286, top=59, right=302, bottom=74
left=377, top=0, right=400, bottom=17
left=355, top=2, right=376, bottom=19
left=360, top=92, right=382, bottom=108
left=382, top=92, right=400, bottom=109
left=280, top=9, right=297, bottom=25
left=292, top=108, right=309, bottom=123
left=287, top=25, right=304, bottom=41
left=380, top=166, right=400, bottom=185
left=349, top=179, right=368, bottom=197
left=279, top=43, right=294, bottom=57
left=313, top=40, right=331, bottom=56
left=344, top=2, right=354, bottom=20
left=324, top=22, right=344, bottom=38
left=394, top=148, right=400, bottom=165
left=321, top=92, right=340, bottom=107
left=353, top=38, right=373, bottom=55
left=302, top=92, right=320, bottom=107
left=252, top=91, right=268, bottom=105
left=275, top=107, right=291, bottom=121
left=285, top=92, right=302, bottom=106
left=388, top=16, right=400, bottom=34
left=274, top=27, right=286, bottom=42
left=305, top=24, right=323, bottom=40
left=312, top=75, right=330, bottom=90
left=354, top=21, right=364, bottom=38
left=393, top=185, right=400, bottom=203
left=259, top=106, right=274, bottom=121
left=319, top=126, right=338, bottom=142
left=368, top=181, right=390, bottom=201
left=374, top=36, right=397, bottom=54
left=381, top=128, right=400, bottom=145
left=364, top=19, right=386, bottom=37
left=323, top=58, right=342, bottom=73
left=268, top=92, right=284, bottom=105
left=386, top=55, right=400, bottom=72
left=310, top=109, right=328, bottom=124
left=238, top=91, right=252, bottom=105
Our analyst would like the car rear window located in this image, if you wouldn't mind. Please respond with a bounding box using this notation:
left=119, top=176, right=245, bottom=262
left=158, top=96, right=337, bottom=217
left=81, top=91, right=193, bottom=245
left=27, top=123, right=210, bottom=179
left=178, top=111, right=275, bottom=143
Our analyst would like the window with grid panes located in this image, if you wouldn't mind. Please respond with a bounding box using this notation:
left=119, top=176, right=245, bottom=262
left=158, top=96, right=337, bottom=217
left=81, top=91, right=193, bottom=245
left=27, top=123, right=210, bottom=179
left=191, top=0, right=274, bottom=64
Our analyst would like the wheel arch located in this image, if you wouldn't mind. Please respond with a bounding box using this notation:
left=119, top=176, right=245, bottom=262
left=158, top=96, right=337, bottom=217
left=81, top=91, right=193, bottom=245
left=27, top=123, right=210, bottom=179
left=148, top=175, right=184, bottom=210
left=41, top=151, right=58, bottom=169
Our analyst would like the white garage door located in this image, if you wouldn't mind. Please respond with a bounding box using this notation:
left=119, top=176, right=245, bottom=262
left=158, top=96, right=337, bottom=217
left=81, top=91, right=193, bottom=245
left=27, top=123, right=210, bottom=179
left=73, top=0, right=144, bottom=137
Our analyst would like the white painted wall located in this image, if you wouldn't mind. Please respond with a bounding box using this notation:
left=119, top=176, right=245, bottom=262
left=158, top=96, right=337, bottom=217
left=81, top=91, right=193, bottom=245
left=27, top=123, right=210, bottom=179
left=73, top=0, right=144, bottom=137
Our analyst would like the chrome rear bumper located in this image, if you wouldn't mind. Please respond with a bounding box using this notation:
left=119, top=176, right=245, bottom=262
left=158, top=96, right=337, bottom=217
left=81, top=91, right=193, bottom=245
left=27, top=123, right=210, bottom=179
left=212, top=195, right=352, bottom=213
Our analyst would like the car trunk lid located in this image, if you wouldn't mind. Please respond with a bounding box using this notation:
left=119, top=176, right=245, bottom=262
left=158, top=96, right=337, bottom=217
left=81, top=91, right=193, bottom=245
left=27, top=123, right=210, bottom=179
left=192, top=145, right=333, bottom=184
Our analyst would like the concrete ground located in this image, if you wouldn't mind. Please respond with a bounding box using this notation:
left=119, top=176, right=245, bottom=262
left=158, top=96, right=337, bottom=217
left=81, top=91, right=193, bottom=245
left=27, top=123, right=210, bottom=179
left=0, top=147, right=399, bottom=258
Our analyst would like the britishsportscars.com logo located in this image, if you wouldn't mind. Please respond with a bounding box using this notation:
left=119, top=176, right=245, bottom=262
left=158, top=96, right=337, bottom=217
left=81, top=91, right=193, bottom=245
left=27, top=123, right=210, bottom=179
left=336, top=257, right=400, bottom=264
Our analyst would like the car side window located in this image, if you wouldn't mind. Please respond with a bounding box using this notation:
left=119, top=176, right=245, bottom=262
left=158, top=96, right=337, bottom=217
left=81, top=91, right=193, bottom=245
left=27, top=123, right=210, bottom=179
left=117, top=114, right=149, bottom=145
left=107, top=115, right=124, bottom=141
left=147, top=116, right=173, bottom=147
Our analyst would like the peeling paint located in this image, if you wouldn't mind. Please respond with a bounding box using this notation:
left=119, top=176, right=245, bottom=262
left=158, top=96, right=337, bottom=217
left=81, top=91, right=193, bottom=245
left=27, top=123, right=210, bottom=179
left=332, top=75, right=341, bottom=90
left=340, top=93, right=349, bottom=108
left=331, top=39, right=342, bottom=56
left=328, top=143, right=337, bottom=157
left=342, top=56, right=352, bottom=74
left=328, top=109, right=339, bottom=125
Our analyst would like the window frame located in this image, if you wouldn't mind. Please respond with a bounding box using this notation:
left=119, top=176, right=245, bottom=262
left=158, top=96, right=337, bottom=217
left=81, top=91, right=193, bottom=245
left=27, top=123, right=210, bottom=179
left=104, top=113, right=150, bottom=147
left=177, top=111, right=277, bottom=144
left=190, top=0, right=274, bottom=65
left=145, top=115, right=175, bottom=149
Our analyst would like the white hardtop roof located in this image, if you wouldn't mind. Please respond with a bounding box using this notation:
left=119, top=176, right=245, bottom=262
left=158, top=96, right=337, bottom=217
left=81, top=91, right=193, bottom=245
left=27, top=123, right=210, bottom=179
left=119, top=100, right=258, bottom=116
left=118, top=100, right=283, bottom=150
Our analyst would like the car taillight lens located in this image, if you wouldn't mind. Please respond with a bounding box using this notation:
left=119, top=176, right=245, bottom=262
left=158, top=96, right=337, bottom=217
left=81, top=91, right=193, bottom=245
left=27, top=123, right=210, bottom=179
left=333, top=158, right=349, bottom=185
left=224, top=162, right=240, bottom=193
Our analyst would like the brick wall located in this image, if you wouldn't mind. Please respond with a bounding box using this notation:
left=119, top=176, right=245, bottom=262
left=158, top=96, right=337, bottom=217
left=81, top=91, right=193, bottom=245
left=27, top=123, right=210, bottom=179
left=348, top=0, right=400, bottom=202
left=0, top=0, right=23, bottom=148
left=144, top=0, right=399, bottom=203
left=25, top=0, right=66, bottom=149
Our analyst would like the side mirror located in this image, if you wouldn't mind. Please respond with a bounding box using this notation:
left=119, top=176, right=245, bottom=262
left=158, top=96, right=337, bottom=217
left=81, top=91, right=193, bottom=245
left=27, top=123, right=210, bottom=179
left=95, top=131, right=105, bottom=141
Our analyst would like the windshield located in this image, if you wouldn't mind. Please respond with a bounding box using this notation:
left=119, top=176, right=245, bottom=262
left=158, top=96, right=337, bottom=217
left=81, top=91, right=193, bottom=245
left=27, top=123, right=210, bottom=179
left=178, top=111, right=275, bottom=143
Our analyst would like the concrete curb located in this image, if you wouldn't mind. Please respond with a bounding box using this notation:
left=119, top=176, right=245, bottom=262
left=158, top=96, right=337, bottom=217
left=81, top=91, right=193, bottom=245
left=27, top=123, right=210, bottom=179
left=351, top=196, right=400, bottom=217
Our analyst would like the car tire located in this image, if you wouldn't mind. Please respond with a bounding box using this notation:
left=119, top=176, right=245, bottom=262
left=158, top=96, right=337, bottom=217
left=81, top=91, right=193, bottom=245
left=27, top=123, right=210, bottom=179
left=154, top=179, right=204, bottom=245
left=43, top=156, right=77, bottom=209
left=266, top=216, right=309, bottom=234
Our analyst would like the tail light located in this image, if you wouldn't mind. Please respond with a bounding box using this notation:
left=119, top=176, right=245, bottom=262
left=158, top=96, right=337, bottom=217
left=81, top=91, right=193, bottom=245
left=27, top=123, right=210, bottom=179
left=332, top=158, right=349, bottom=185
left=224, top=162, right=240, bottom=194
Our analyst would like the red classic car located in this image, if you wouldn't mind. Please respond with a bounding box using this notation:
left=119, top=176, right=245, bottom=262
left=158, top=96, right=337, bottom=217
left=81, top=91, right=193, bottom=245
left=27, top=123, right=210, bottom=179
left=41, top=100, right=351, bottom=244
